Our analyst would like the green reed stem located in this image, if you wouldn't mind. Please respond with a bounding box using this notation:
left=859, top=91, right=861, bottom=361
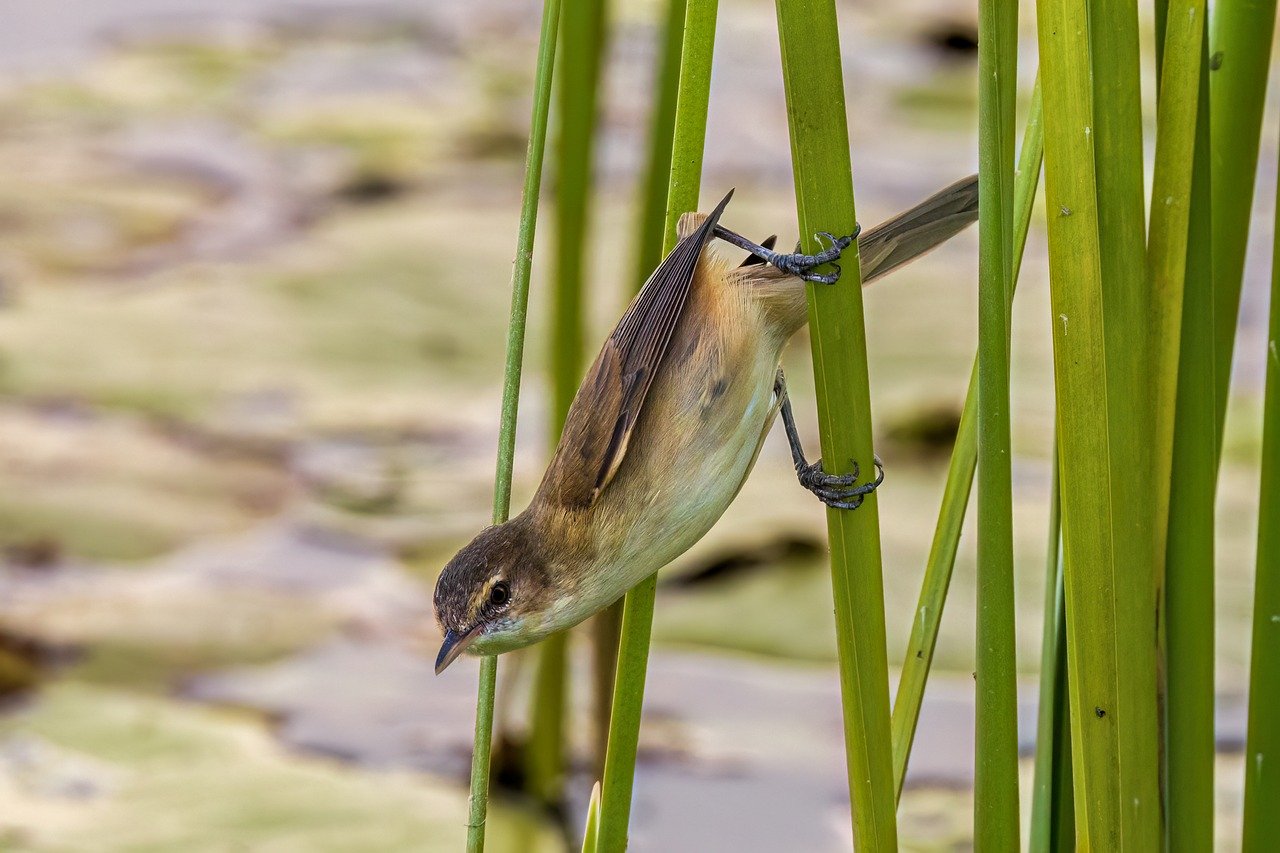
left=1029, top=444, right=1075, bottom=851
left=891, top=79, right=1043, bottom=795
left=468, top=0, right=562, bottom=848
left=631, top=0, right=689, bottom=295
left=596, top=1, right=719, bottom=848
left=527, top=0, right=611, bottom=811
left=774, top=0, right=895, bottom=845
left=1036, top=0, right=1163, bottom=844
left=1209, top=0, right=1277, bottom=450
left=1090, top=0, right=1165, bottom=843
left=1242, top=111, right=1280, bottom=853
left=974, top=0, right=1020, bottom=843
left=590, top=0, right=691, bottom=776
left=1152, top=3, right=1213, bottom=847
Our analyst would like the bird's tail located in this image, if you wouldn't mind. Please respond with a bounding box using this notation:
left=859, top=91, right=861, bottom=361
left=858, top=173, right=979, bottom=284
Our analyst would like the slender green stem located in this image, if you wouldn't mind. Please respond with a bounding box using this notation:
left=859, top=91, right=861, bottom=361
left=468, top=0, right=562, bottom=847
left=774, top=1, right=895, bottom=846
left=974, top=0, right=1020, bottom=844
left=589, top=603, right=621, bottom=776
left=468, top=657, right=499, bottom=851
left=1152, top=4, right=1213, bottom=847
left=527, top=0, right=611, bottom=811
left=1209, top=0, right=1277, bottom=450
left=596, top=2, right=719, bottom=847
left=1029, top=445, right=1075, bottom=851
left=590, top=0, right=691, bottom=776
left=891, top=80, right=1043, bottom=795
left=1242, top=112, right=1280, bottom=850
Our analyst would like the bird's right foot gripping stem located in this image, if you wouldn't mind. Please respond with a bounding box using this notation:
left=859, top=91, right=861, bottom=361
left=774, top=370, right=884, bottom=510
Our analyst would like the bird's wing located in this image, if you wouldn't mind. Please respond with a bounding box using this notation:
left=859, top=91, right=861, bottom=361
left=543, top=190, right=734, bottom=510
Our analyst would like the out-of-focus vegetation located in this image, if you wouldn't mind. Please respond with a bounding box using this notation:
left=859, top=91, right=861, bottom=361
left=0, top=684, right=560, bottom=852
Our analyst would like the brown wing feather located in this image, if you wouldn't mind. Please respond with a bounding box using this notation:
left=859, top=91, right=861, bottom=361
left=540, top=190, right=734, bottom=510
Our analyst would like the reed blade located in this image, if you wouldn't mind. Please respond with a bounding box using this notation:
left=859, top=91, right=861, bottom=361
left=527, top=0, right=611, bottom=811
left=1152, top=3, right=1214, bottom=847
left=596, top=1, right=719, bottom=847
left=468, top=0, right=563, bottom=847
left=1034, top=0, right=1162, bottom=844
left=1242, top=106, right=1280, bottom=853
left=891, top=80, right=1043, bottom=795
left=974, top=0, right=1020, bottom=844
left=590, top=0, right=692, bottom=777
left=774, top=0, right=896, bottom=845
left=1208, top=0, right=1277, bottom=447
left=1029, top=447, right=1075, bottom=851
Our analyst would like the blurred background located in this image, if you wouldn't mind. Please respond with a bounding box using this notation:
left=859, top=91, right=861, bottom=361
left=0, top=0, right=1274, bottom=849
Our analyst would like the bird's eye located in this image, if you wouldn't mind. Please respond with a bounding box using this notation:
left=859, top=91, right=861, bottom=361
left=489, top=581, right=511, bottom=608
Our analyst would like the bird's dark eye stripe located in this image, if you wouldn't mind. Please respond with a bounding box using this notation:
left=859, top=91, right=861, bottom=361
left=489, top=581, right=510, bottom=607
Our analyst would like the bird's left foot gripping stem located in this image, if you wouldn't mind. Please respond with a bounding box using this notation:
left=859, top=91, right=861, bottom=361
left=715, top=225, right=860, bottom=284
left=775, top=370, right=883, bottom=510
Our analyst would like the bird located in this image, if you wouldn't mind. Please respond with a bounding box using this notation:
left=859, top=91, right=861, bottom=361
left=433, top=175, right=979, bottom=673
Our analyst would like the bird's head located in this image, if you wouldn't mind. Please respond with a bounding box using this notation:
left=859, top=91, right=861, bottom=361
left=432, top=516, right=556, bottom=673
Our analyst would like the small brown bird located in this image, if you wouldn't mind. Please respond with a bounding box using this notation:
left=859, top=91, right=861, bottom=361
left=434, top=176, right=979, bottom=673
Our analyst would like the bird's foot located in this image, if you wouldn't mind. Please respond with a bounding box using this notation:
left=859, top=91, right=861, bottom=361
left=770, top=228, right=860, bottom=284
left=796, top=455, right=884, bottom=510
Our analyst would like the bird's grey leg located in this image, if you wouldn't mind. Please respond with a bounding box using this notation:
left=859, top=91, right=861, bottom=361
left=774, top=370, right=884, bottom=510
left=715, top=224, right=861, bottom=285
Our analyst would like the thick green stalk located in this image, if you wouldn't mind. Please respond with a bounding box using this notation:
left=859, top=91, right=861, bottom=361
left=595, top=1, right=718, bottom=847
left=1088, top=0, right=1164, bottom=845
left=1035, top=0, right=1160, bottom=845
left=1029, top=447, right=1075, bottom=852
left=591, top=0, right=690, bottom=775
left=528, top=0, right=610, bottom=810
left=469, top=0, right=563, bottom=847
left=1243, top=115, right=1280, bottom=850
left=974, top=0, right=1020, bottom=844
left=775, top=1, right=895, bottom=846
left=1154, top=6, right=1213, bottom=847
left=1209, top=0, right=1277, bottom=449
left=631, top=0, right=688, bottom=295
left=891, top=80, right=1043, bottom=794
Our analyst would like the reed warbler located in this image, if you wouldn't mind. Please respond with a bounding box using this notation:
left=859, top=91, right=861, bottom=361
left=434, top=176, right=978, bottom=673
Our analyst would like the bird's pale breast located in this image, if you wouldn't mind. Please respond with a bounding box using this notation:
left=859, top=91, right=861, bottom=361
left=570, top=260, right=787, bottom=616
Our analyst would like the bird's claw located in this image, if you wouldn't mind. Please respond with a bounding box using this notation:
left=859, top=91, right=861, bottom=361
left=799, top=264, right=841, bottom=285
left=815, top=231, right=854, bottom=255
left=796, top=456, right=884, bottom=510
left=770, top=226, right=860, bottom=284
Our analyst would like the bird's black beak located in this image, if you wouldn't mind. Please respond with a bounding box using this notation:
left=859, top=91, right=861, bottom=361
left=435, top=625, right=481, bottom=674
